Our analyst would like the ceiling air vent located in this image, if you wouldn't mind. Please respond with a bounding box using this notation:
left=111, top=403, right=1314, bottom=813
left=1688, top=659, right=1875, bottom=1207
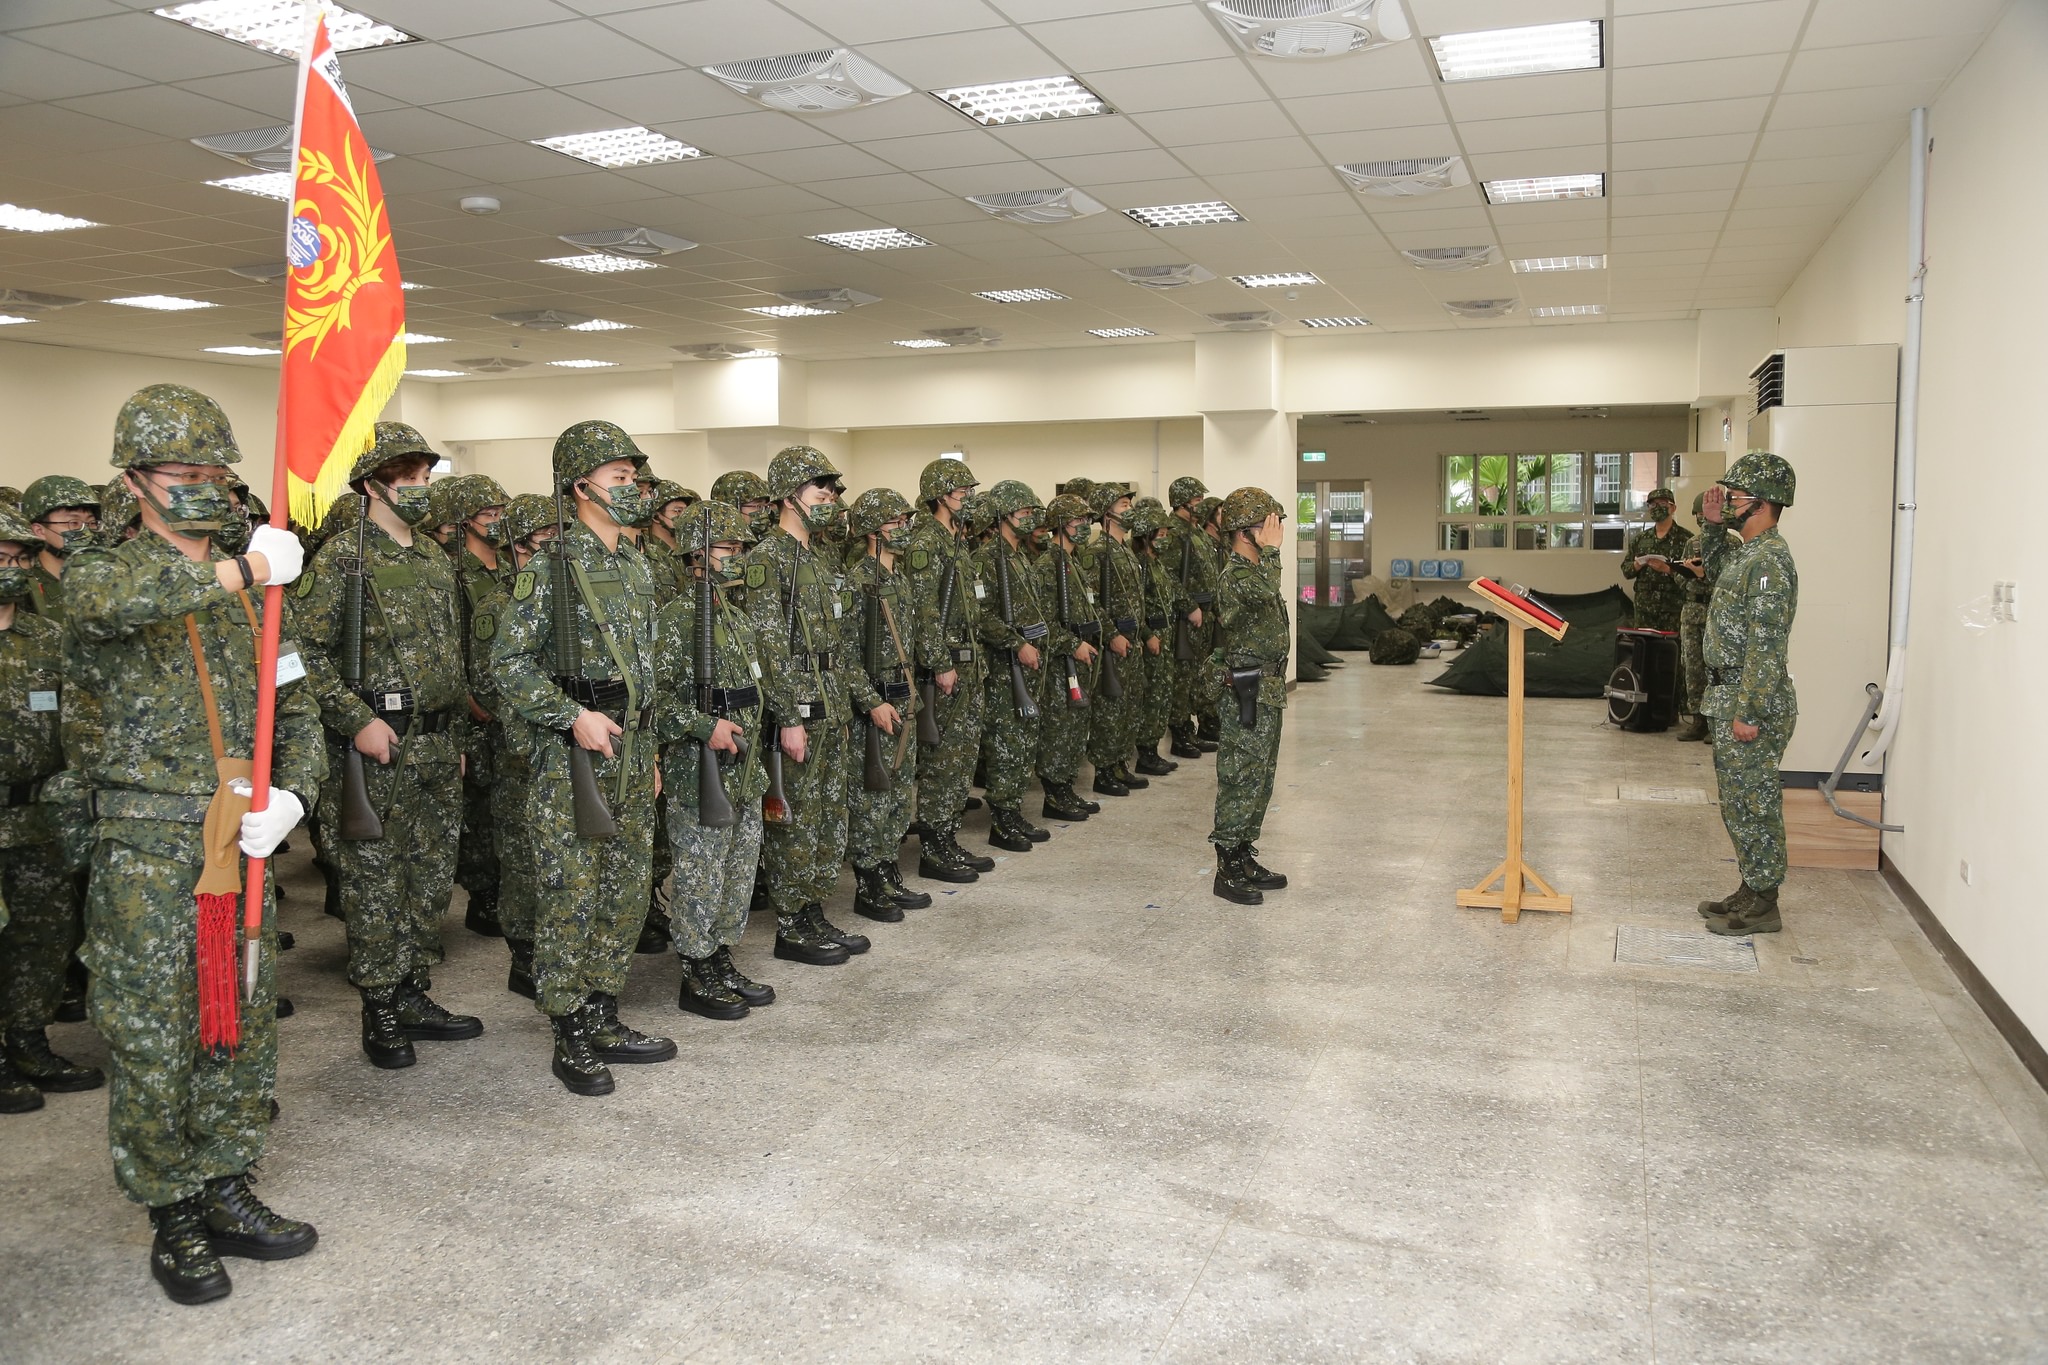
left=492, top=310, right=592, bottom=331
left=965, top=187, right=1107, bottom=224
left=1207, top=0, right=1410, bottom=58
left=923, top=327, right=1002, bottom=347
left=701, top=49, right=911, bottom=113
left=0, top=289, right=82, bottom=312
left=1206, top=310, right=1279, bottom=331
left=1445, top=298, right=1517, bottom=319
left=1338, top=157, right=1470, bottom=197
left=780, top=288, right=880, bottom=313
left=1752, top=351, right=1786, bottom=414
left=557, top=228, right=697, bottom=258
left=458, top=357, right=533, bottom=374
left=1111, top=264, right=1216, bottom=290
left=192, top=125, right=391, bottom=171
left=1400, top=246, right=1498, bottom=271
left=674, top=343, right=777, bottom=361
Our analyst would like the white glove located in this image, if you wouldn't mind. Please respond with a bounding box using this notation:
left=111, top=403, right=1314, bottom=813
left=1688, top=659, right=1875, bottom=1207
left=247, top=524, right=304, bottom=587
left=231, top=781, right=305, bottom=859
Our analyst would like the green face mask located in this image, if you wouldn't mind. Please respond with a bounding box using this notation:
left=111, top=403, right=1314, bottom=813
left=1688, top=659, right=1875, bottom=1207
left=586, top=482, right=647, bottom=528
left=376, top=482, right=434, bottom=528
left=52, top=526, right=97, bottom=557
left=141, top=475, right=233, bottom=534
left=715, top=557, right=744, bottom=585
left=469, top=516, right=508, bottom=548
left=213, top=507, right=253, bottom=555
left=1011, top=511, right=1039, bottom=534
left=0, top=567, right=30, bottom=602
left=1650, top=503, right=1673, bottom=521
left=882, top=525, right=913, bottom=550
left=801, top=498, right=840, bottom=531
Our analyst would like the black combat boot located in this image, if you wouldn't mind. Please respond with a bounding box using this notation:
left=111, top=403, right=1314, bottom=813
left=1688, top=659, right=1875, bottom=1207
left=55, top=957, right=87, bottom=1022
left=357, top=988, right=416, bottom=1070
left=713, top=945, right=775, bottom=1006
left=2, top=1026, right=104, bottom=1092
left=635, top=907, right=671, bottom=955
left=1090, top=768, right=1131, bottom=798
left=0, top=1056, right=43, bottom=1113
left=965, top=795, right=984, bottom=811
left=918, top=828, right=978, bottom=883
left=1042, top=781, right=1093, bottom=822
left=774, top=911, right=851, bottom=966
left=1675, top=715, right=1709, bottom=742
left=1240, top=845, right=1288, bottom=891
left=852, top=865, right=906, bottom=923
left=1169, top=730, right=1203, bottom=760
left=677, top=955, right=750, bottom=1020
left=394, top=978, right=485, bottom=1042
left=505, top=939, right=537, bottom=1000
left=1112, top=762, right=1150, bottom=790
left=585, top=994, right=678, bottom=1064
left=944, top=828, right=996, bottom=872
left=809, top=903, right=870, bottom=955
left=463, top=887, right=503, bottom=937
left=149, top=1196, right=232, bottom=1305
left=201, top=1170, right=318, bottom=1261
left=1196, top=714, right=1221, bottom=749
left=988, top=807, right=1035, bottom=852
left=1021, top=811, right=1051, bottom=842
left=1135, top=744, right=1177, bottom=776
left=1709, top=886, right=1782, bottom=937
left=1211, top=845, right=1265, bottom=906
left=550, top=1011, right=614, bottom=1096
left=880, top=860, right=932, bottom=909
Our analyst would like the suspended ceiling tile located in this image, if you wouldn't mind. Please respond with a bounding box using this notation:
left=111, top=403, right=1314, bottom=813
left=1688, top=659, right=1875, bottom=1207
left=1611, top=134, right=1760, bottom=171
left=1612, top=96, right=1771, bottom=142
left=1607, top=213, right=1726, bottom=237
left=1306, top=126, right=1459, bottom=165
left=743, top=144, right=901, bottom=183
left=989, top=115, right=1160, bottom=159
left=1612, top=55, right=1786, bottom=106
left=1609, top=0, right=1807, bottom=66
left=1610, top=189, right=1734, bottom=217
left=1611, top=164, right=1744, bottom=195
left=858, top=27, right=1059, bottom=88
left=1034, top=148, right=1190, bottom=186
left=1175, top=137, right=1322, bottom=176
left=600, top=1, right=834, bottom=69
left=911, top=162, right=1061, bottom=196
left=866, top=127, right=1017, bottom=172
left=53, top=84, right=275, bottom=139
left=1283, top=86, right=1447, bottom=136
left=360, top=0, right=579, bottom=42
left=428, top=88, right=632, bottom=142
left=343, top=45, right=538, bottom=105
left=1441, top=69, right=1607, bottom=122
left=1732, top=180, right=1863, bottom=209
left=1741, top=151, right=1889, bottom=187
left=1765, top=81, right=1944, bottom=129
left=1457, top=112, right=1608, bottom=155
left=1206, top=166, right=1345, bottom=200
left=1126, top=101, right=1297, bottom=148
left=1082, top=58, right=1271, bottom=114
left=417, top=140, right=588, bottom=184
left=1754, top=123, right=1905, bottom=160
left=1463, top=146, right=1607, bottom=179
left=0, top=34, right=147, bottom=101
left=1782, top=37, right=1980, bottom=94
left=1230, top=42, right=1435, bottom=97
left=808, top=173, right=951, bottom=207
left=16, top=13, right=278, bottom=83
left=1802, top=0, right=2007, bottom=49
left=776, top=0, right=1012, bottom=45
left=1026, top=6, right=1238, bottom=70
left=1407, top=0, right=1604, bottom=33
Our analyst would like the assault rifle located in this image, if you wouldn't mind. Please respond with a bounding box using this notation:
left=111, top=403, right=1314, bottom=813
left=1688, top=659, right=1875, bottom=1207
left=695, top=510, right=737, bottom=828
left=994, top=542, right=1040, bottom=721
left=335, top=492, right=384, bottom=841
left=860, top=583, right=892, bottom=793
left=1096, top=542, right=1123, bottom=702
left=1055, top=547, right=1089, bottom=710
left=916, top=559, right=954, bottom=749
left=551, top=486, right=619, bottom=840
left=1173, top=527, right=1197, bottom=663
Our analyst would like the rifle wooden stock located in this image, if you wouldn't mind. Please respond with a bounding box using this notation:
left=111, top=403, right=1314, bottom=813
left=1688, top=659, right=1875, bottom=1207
left=861, top=590, right=892, bottom=792
left=337, top=493, right=384, bottom=840
left=1056, top=548, right=1088, bottom=710
left=335, top=745, right=383, bottom=841
left=761, top=731, right=791, bottom=824
left=1174, top=529, right=1198, bottom=661
left=916, top=673, right=942, bottom=746
left=1097, top=548, right=1124, bottom=701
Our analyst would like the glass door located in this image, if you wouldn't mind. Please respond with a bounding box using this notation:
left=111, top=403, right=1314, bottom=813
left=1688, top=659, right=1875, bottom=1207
left=1295, top=480, right=1371, bottom=606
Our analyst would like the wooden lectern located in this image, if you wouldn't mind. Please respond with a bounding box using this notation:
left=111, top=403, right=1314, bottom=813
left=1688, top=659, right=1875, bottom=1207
left=1456, top=579, right=1575, bottom=923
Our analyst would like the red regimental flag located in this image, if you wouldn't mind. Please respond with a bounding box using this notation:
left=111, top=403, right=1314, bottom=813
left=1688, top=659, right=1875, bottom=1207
left=279, top=14, right=403, bottom=526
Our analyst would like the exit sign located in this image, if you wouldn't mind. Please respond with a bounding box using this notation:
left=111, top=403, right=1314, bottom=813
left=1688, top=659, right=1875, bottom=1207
left=1300, top=450, right=1326, bottom=462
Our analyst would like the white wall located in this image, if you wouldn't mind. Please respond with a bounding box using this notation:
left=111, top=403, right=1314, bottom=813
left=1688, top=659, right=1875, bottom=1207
left=1775, top=1, right=2048, bottom=1045
left=848, top=419, right=1202, bottom=507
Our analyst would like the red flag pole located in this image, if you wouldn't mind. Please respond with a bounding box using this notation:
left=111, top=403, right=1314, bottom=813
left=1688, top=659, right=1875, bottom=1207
left=241, top=11, right=323, bottom=1004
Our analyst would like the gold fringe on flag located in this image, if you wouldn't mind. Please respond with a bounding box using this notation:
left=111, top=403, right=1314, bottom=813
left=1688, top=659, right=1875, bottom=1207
left=288, top=336, right=407, bottom=529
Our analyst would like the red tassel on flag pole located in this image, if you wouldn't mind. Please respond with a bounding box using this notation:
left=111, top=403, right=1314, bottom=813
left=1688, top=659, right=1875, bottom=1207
left=197, top=892, right=241, bottom=1055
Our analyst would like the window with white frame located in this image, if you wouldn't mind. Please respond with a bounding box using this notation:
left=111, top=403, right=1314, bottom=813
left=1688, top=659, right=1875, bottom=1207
left=1440, top=451, right=1663, bottom=551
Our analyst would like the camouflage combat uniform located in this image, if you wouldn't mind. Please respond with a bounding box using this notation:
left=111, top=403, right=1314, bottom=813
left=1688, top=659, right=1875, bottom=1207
left=0, top=602, right=80, bottom=1036
left=22, top=474, right=102, bottom=624
left=1702, top=525, right=1799, bottom=892
left=1131, top=509, right=1180, bottom=757
left=1680, top=513, right=1739, bottom=729
left=1081, top=497, right=1147, bottom=782
left=974, top=529, right=1050, bottom=812
left=900, top=462, right=986, bottom=865
left=1622, top=518, right=1694, bottom=633
left=843, top=537, right=917, bottom=871
left=1210, top=521, right=1289, bottom=852
left=1032, top=525, right=1101, bottom=793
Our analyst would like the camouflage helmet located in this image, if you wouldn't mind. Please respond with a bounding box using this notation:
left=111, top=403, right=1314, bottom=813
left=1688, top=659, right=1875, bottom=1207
left=111, top=383, right=241, bottom=469
left=0, top=488, right=19, bottom=510
left=1197, top=494, right=1225, bottom=527
left=100, top=478, right=138, bottom=533
left=1044, top=492, right=1092, bottom=533
left=552, top=420, right=647, bottom=489
left=1691, top=491, right=1706, bottom=520
left=1124, top=504, right=1167, bottom=539
left=1218, top=486, right=1281, bottom=533
left=1087, top=481, right=1134, bottom=518
left=765, top=445, right=842, bottom=502
left=710, top=469, right=770, bottom=506
left=918, top=457, right=978, bottom=505
left=351, top=421, right=435, bottom=484
left=318, top=492, right=360, bottom=540
left=1718, top=451, right=1795, bottom=507
left=1132, top=495, right=1165, bottom=514
left=1168, top=475, right=1208, bottom=510
left=1063, top=476, right=1096, bottom=503
left=1647, top=486, right=1676, bottom=504
left=848, top=486, right=913, bottom=538
left=422, top=476, right=468, bottom=530
left=504, top=493, right=557, bottom=546
left=959, top=492, right=996, bottom=535
left=646, top=479, right=694, bottom=515
left=0, top=505, right=38, bottom=549
left=673, top=498, right=754, bottom=551
left=22, top=475, right=101, bottom=524
left=984, top=479, right=1041, bottom=519
left=449, top=473, right=510, bottom=521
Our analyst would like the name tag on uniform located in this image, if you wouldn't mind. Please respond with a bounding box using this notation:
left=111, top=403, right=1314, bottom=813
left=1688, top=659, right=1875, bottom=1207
left=1085, top=589, right=1097, bottom=604
left=831, top=597, right=842, bottom=618
left=974, top=582, right=986, bottom=599
left=28, top=690, right=57, bottom=713
left=276, top=651, right=307, bottom=686
left=749, top=659, right=762, bottom=679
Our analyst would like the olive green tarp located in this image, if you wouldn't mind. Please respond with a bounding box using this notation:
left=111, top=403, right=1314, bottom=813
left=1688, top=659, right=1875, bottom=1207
left=1299, top=596, right=1398, bottom=651
left=1424, top=586, right=1632, bottom=697
left=1296, top=626, right=1344, bottom=669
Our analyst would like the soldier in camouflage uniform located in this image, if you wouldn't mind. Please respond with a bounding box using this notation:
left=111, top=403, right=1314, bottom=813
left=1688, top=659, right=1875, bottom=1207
left=486, top=493, right=558, bottom=998
left=1621, top=487, right=1692, bottom=633
left=711, top=469, right=776, bottom=543
left=490, top=421, right=675, bottom=1095
left=1209, top=488, right=1293, bottom=906
left=289, top=425, right=480, bottom=1070
left=1125, top=505, right=1182, bottom=780
left=743, top=447, right=897, bottom=964
left=843, top=488, right=925, bottom=923
left=639, top=479, right=698, bottom=606
left=0, top=505, right=100, bottom=1113
left=439, top=475, right=513, bottom=935
left=975, top=482, right=1065, bottom=843
left=1697, top=454, right=1799, bottom=937
left=22, top=474, right=101, bottom=622
left=653, top=499, right=775, bottom=1019
left=1081, top=483, right=1153, bottom=792
left=1166, top=478, right=1218, bottom=755
left=901, top=459, right=990, bottom=883
left=1675, top=491, right=1738, bottom=743
left=1034, top=493, right=1104, bottom=824
left=68, top=384, right=323, bottom=1303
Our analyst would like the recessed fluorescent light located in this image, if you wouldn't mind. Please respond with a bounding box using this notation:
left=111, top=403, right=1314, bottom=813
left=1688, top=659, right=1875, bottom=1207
left=548, top=359, right=617, bottom=368
left=1531, top=304, right=1604, bottom=317
left=893, top=338, right=950, bottom=349
left=810, top=228, right=932, bottom=251
left=405, top=369, right=465, bottom=378
left=566, top=319, right=634, bottom=332
left=1429, top=20, right=1602, bottom=82
left=746, top=303, right=838, bottom=318
left=154, top=2, right=417, bottom=57
left=108, top=295, right=217, bottom=311
left=1089, top=327, right=1156, bottom=338
left=208, top=172, right=294, bottom=201
left=0, top=315, right=37, bottom=326
left=531, top=126, right=705, bottom=169
left=401, top=282, right=429, bottom=291
left=1126, top=201, right=1244, bottom=228
left=400, top=332, right=449, bottom=344
left=1482, top=174, right=1604, bottom=205
left=541, top=254, right=660, bottom=274
left=1299, top=316, right=1372, bottom=328
left=205, top=345, right=278, bottom=355
left=932, top=75, right=1110, bottom=126
left=0, top=203, right=101, bottom=233
left=973, top=288, right=1067, bottom=303
left=1231, top=272, right=1319, bottom=288
left=1512, top=255, right=1606, bottom=273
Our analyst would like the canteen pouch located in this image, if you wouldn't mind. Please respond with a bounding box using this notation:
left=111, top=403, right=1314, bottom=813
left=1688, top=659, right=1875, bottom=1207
left=1228, top=665, right=1262, bottom=728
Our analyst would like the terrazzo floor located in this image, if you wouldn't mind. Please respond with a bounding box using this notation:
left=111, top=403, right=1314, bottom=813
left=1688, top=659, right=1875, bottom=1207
left=5, top=655, right=2046, bottom=1363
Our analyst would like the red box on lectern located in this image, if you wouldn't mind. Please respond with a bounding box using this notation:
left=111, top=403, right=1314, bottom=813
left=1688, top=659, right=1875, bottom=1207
left=1471, top=578, right=1569, bottom=641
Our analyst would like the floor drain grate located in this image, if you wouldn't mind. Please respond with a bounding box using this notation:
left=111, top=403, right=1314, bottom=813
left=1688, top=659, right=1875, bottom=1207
left=1614, top=924, right=1759, bottom=973
left=1618, top=783, right=1715, bottom=805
